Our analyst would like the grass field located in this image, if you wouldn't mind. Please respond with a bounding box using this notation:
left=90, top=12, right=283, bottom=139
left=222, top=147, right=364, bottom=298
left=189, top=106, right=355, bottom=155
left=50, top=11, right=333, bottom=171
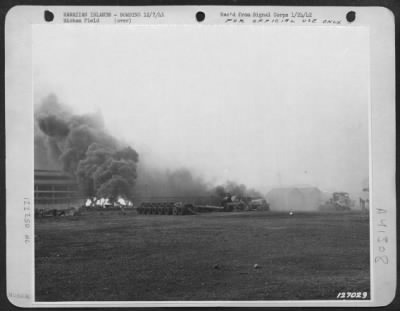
left=35, top=211, right=370, bottom=301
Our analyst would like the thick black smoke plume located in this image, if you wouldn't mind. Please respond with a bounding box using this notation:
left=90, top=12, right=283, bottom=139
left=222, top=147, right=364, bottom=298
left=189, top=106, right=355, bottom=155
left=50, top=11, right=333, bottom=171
left=35, top=94, right=138, bottom=202
left=35, top=95, right=265, bottom=204
left=133, top=166, right=211, bottom=199
left=133, top=163, right=264, bottom=204
left=212, top=181, right=263, bottom=202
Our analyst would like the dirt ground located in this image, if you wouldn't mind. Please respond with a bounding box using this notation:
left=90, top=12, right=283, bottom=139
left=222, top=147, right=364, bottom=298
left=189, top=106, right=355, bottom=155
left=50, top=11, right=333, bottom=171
left=35, top=211, right=370, bottom=301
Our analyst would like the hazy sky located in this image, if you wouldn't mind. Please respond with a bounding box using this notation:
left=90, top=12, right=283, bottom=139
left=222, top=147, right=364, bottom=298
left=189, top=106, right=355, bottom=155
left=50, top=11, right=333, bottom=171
left=33, top=25, right=369, bottom=194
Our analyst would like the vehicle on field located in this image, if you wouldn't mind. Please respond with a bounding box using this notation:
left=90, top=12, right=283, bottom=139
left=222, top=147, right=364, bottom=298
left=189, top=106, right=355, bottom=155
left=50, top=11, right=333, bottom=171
left=137, top=202, right=191, bottom=215
left=320, top=192, right=352, bottom=211
left=35, top=207, right=79, bottom=217
left=248, top=198, right=270, bottom=211
left=219, top=193, right=246, bottom=211
left=136, top=193, right=270, bottom=216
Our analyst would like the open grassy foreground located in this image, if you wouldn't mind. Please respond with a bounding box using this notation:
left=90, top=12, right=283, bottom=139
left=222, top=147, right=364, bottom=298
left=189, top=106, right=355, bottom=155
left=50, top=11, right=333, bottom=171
left=35, top=211, right=370, bottom=301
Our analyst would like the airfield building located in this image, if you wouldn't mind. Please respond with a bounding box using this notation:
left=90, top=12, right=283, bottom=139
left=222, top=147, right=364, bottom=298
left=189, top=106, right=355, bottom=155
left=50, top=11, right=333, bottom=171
left=34, top=169, right=81, bottom=210
left=266, top=187, right=323, bottom=211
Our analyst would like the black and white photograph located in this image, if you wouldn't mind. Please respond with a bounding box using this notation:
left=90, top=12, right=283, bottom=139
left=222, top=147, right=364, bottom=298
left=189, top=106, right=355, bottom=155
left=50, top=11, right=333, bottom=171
left=4, top=5, right=396, bottom=307
left=32, top=23, right=371, bottom=301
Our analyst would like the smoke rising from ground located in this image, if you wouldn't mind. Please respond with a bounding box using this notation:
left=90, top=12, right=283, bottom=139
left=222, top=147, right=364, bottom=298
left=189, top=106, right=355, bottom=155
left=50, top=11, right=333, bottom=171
left=35, top=94, right=138, bottom=202
left=134, top=162, right=264, bottom=203
left=35, top=94, right=266, bottom=203
left=134, top=165, right=210, bottom=198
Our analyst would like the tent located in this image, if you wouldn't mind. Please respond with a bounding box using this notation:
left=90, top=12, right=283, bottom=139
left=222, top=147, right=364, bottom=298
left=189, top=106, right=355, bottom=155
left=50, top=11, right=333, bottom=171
left=266, top=187, right=323, bottom=211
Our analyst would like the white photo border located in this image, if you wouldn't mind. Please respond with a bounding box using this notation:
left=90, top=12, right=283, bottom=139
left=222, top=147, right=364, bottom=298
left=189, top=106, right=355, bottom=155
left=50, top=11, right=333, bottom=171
left=5, top=5, right=396, bottom=307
